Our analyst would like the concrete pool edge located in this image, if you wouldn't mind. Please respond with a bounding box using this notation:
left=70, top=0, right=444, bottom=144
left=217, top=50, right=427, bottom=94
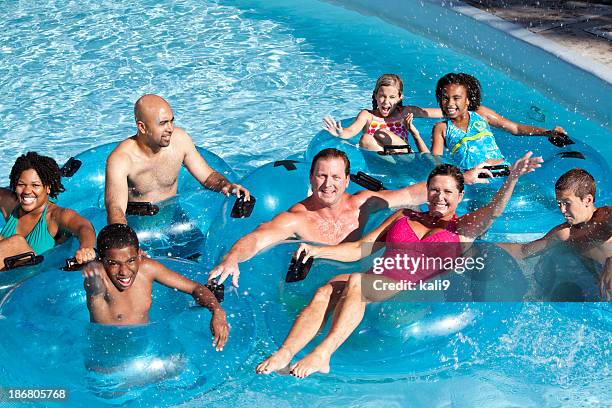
left=450, top=1, right=612, bottom=85
left=323, top=0, right=611, bottom=128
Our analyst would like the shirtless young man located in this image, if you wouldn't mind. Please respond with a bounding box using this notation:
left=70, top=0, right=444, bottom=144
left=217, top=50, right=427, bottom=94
left=83, top=223, right=229, bottom=351
left=207, top=148, right=538, bottom=287
left=105, top=94, right=250, bottom=225
left=501, top=168, right=611, bottom=299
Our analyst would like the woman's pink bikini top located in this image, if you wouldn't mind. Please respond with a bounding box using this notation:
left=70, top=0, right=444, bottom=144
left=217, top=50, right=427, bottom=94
left=378, top=210, right=461, bottom=282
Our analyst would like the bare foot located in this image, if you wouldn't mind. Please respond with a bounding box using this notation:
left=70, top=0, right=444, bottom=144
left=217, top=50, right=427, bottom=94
left=256, top=346, right=293, bottom=375
left=289, top=349, right=330, bottom=378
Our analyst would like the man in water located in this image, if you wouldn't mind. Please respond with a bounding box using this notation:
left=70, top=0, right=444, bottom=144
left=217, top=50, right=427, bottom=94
left=105, top=94, right=250, bottom=225
left=208, top=148, right=536, bottom=287
left=83, top=223, right=229, bottom=351
left=501, top=168, right=611, bottom=299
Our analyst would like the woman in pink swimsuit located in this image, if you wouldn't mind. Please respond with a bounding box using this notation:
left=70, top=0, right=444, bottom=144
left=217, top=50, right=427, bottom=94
left=256, top=152, right=541, bottom=378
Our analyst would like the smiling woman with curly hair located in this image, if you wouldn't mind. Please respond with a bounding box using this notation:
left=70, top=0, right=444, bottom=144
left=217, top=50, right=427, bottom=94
left=0, top=152, right=96, bottom=270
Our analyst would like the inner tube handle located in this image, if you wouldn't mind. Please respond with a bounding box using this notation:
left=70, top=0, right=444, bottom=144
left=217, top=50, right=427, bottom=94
left=379, top=144, right=412, bottom=155
left=478, top=164, right=511, bottom=178
left=231, top=195, right=257, bottom=218
left=126, top=202, right=160, bottom=216
left=205, top=281, right=225, bottom=303
left=285, top=251, right=315, bottom=283
left=4, top=251, right=44, bottom=270
left=350, top=171, right=384, bottom=191
left=60, top=157, right=82, bottom=178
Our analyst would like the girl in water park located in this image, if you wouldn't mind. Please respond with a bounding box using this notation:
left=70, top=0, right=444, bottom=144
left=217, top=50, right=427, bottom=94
left=427, top=72, right=571, bottom=170
left=323, top=73, right=433, bottom=153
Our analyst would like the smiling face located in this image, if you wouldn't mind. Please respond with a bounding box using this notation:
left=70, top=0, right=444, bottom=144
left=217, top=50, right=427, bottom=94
left=439, top=83, right=469, bottom=119
left=102, top=246, right=141, bottom=291
left=136, top=96, right=175, bottom=148
left=14, top=169, right=50, bottom=213
left=309, top=157, right=350, bottom=207
left=555, top=189, right=594, bottom=226
left=426, top=175, right=464, bottom=219
left=374, top=85, right=402, bottom=117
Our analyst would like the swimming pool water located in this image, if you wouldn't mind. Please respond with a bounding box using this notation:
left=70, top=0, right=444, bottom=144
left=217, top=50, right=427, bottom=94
left=1, top=0, right=610, bottom=406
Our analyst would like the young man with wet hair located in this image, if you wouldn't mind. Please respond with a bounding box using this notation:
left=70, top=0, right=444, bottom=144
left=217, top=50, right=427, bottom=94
left=502, top=168, right=611, bottom=299
left=83, top=223, right=229, bottom=351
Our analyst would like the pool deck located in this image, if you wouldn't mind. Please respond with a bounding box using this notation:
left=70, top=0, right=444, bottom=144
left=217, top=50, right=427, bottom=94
left=463, top=0, right=612, bottom=69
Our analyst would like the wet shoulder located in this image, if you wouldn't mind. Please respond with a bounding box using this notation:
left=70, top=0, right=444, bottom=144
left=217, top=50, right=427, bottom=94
left=108, top=139, right=136, bottom=164
left=0, top=188, right=18, bottom=217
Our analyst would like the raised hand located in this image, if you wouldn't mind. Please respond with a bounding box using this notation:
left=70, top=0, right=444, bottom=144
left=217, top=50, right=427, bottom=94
left=464, top=161, right=494, bottom=185
left=404, top=113, right=418, bottom=134
left=509, top=151, right=543, bottom=179
left=322, top=116, right=343, bottom=137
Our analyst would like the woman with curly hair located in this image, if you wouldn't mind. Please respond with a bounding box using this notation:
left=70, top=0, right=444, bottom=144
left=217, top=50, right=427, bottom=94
left=0, top=152, right=96, bottom=269
left=428, top=72, right=569, bottom=170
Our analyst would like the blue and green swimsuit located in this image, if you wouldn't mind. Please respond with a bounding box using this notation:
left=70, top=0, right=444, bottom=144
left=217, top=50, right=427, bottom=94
left=0, top=205, right=56, bottom=254
left=444, top=111, right=505, bottom=169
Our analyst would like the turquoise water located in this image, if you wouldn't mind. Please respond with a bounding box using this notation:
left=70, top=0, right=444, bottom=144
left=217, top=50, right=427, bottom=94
left=1, top=0, right=611, bottom=406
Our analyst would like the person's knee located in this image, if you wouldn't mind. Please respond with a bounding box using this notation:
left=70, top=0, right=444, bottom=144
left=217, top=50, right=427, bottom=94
left=347, top=273, right=363, bottom=292
left=359, top=135, right=382, bottom=151
left=312, top=284, right=334, bottom=303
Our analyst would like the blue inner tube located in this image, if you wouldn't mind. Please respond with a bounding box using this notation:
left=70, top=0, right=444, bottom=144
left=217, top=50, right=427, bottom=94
left=55, top=141, right=238, bottom=258
left=304, top=124, right=611, bottom=239
left=0, top=237, right=79, bottom=296
left=250, top=243, right=521, bottom=377
left=0, top=257, right=257, bottom=406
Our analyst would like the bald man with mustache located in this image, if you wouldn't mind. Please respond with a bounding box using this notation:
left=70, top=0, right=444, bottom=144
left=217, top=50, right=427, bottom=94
left=105, top=94, right=250, bottom=225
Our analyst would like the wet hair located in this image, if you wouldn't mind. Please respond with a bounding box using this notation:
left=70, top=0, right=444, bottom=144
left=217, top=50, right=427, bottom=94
left=555, top=168, right=596, bottom=202
left=97, top=224, right=140, bottom=258
left=435, top=73, right=482, bottom=111
left=372, top=74, right=404, bottom=110
left=427, top=164, right=465, bottom=193
left=310, top=148, right=351, bottom=177
left=9, top=152, right=65, bottom=198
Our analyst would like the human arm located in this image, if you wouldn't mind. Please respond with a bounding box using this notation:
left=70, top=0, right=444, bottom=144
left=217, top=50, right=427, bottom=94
left=53, top=206, right=97, bottom=263
left=208, top=211, right=303, bottom=287
left=477, top=105, right=568, bottom=140
left=403, top=105, right=443, bottom=118
left=456, top=152, right=543, bottom=239
left=600, top=257, right=612, bottom=301
left=322, top=110, right=370, bottom=139
left=0, top=188, right=17, bottom=221
left=366, top=163, right=493, bottom=210
left=405, top=113, right=429, bottom=153
left=431, top=122, right=446, bottom=156
left=149, top=259, right=229, bottom=351
left=181, top=131, right=250, bottom=199
left=104, top=151, right=130, bottom=225
left=295, top=210, right=404, bottom=263
left=497, top=226, right=564, bottom=260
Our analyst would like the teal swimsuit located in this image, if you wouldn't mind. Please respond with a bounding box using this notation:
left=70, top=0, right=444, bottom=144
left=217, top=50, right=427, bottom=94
left=0, top=205, right=56, bottom=254
left=444, top=111, right=505, bottom=169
